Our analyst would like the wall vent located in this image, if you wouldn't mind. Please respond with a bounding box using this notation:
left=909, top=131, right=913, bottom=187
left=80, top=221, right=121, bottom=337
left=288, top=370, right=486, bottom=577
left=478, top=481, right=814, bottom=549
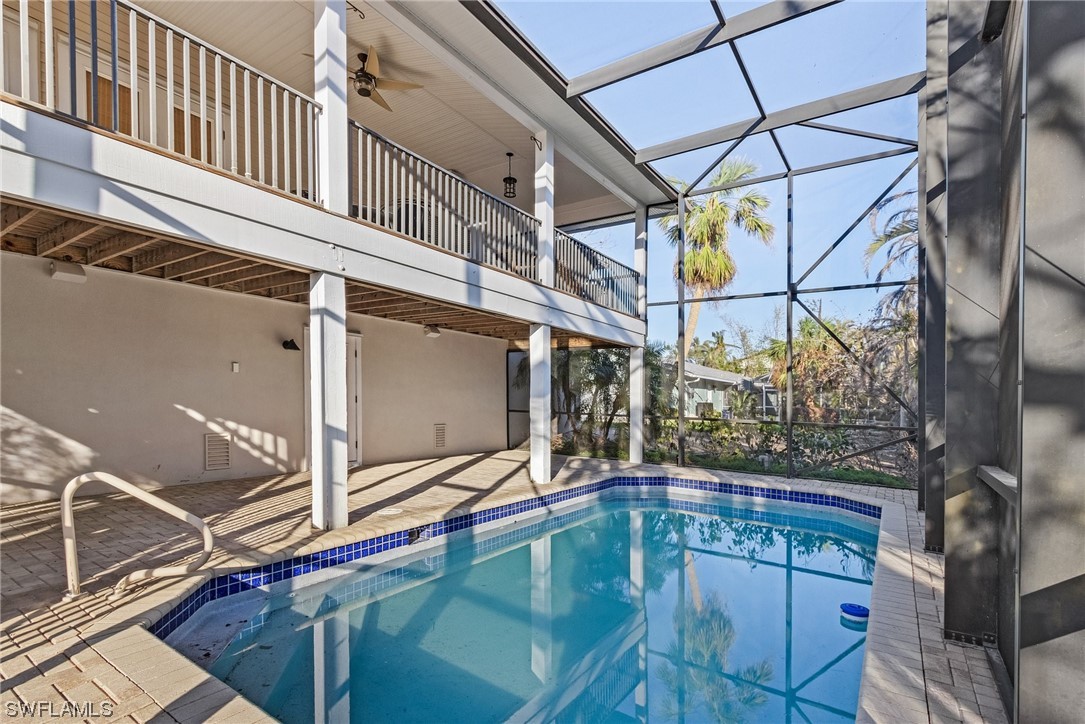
left=204, top=433, right=231, bottom=470
left=434, top=423, right=446, bottom=449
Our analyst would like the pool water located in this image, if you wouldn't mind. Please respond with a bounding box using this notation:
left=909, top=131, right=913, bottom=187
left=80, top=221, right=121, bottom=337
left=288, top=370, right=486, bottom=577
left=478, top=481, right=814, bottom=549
left=205, top=497, right=878, bottom=722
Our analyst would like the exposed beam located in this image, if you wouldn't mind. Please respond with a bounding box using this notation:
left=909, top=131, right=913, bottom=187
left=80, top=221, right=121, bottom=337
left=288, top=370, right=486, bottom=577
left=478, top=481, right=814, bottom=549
left=163, top=252, right=240, bottom=280
left=35, top=220, right=102, bottom=255
left=132, top=245, right=206, bottom=273
left=566, top=0, right=842, bottom=97
left=1, top=205, right=39, bottom=235
left=242, top=271, right=308, bottom=294
left=86, top=232, right=156, bottom=265
left=267, top=282, right=311, bottom=299
left=636, top=72, right=927, bottom=163
left=177, top=258, right=256, bottom=284
left=206, top=264, right=287, bottom=288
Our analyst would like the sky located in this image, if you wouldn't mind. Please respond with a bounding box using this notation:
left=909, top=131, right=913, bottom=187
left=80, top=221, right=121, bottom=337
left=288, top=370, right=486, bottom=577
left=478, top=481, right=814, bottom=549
left=492, top=0, right=926, bottom=350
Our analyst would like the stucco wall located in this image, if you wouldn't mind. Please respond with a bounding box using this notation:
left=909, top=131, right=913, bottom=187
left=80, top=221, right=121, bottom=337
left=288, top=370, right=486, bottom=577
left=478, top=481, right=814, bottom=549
left=0, top=253, right=507, bottom=503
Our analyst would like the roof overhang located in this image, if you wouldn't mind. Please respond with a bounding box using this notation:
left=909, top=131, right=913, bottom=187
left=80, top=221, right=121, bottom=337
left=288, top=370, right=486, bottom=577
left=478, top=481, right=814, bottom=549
left=378, top=1, right=676, bottom=208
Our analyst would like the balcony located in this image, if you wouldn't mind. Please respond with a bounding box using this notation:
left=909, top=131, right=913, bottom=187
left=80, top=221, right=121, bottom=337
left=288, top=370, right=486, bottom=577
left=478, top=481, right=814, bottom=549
left=0, top=0, right=639, bottom=317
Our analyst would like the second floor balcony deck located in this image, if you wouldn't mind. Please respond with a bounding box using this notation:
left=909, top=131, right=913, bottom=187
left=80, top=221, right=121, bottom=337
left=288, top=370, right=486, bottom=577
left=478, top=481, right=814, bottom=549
left=0, top=0, right=641, bottom=317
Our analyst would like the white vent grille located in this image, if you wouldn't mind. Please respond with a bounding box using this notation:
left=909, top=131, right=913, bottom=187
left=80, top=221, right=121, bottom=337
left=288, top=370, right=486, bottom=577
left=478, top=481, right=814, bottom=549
left=434, top=423, right=446, bottom=449
left=204, top=433, right=231, bottom=470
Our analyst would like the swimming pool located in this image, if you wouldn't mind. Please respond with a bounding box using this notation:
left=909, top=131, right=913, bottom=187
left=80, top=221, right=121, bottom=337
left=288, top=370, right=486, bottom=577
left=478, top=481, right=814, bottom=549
left=171, top=489, right=879, bottom=722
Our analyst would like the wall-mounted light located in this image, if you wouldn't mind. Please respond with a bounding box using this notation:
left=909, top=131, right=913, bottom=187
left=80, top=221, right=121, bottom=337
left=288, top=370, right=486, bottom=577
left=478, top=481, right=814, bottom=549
left=282, top=339, right=301, bottom=351
left=502, top=152, right=516, bottom=199
left=423, top=325, right=441, bottom=339
left=50, top=260, right=86, bottom=284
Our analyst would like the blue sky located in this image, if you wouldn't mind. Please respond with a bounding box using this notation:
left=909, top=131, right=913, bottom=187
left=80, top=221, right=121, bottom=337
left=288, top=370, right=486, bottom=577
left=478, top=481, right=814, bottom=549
left=493, top=0, right=925, bottom=348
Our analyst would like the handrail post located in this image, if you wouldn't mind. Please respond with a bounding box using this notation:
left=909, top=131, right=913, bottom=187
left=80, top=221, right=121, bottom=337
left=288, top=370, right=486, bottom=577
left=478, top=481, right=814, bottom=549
left=534, top=130, right=555, bottom=287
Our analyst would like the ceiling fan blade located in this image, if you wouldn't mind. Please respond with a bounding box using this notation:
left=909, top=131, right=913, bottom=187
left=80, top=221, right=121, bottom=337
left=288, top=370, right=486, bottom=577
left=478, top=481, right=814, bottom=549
left=376, top=78, right=422, bottom=91
left=366, top=45, right=381, bottom=78
left=369, top=88, right=393, bottom=112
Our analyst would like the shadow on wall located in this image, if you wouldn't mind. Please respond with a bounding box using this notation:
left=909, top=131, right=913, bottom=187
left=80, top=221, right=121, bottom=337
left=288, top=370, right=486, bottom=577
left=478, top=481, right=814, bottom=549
left=1, top=406, right=97, bottom=501
left=1, top=404, right=298, bottom=504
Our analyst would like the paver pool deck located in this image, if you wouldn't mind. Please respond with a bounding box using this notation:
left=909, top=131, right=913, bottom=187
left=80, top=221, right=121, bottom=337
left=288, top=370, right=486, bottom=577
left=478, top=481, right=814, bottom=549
left=0, top=451, right=1008, bottom=723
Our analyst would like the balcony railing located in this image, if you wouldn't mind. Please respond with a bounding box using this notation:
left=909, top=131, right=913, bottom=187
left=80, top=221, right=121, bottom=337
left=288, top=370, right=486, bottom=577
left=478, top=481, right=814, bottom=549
left=2, top=0, right=641, bottom=318
left=555, top=230, right=639, bottom=316
left=0, top=0, right=321, bottom=201
left=349, top=121, right=539, bottom=281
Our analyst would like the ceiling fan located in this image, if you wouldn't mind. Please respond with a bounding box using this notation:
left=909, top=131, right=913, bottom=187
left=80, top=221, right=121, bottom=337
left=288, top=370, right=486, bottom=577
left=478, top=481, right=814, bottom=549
left=351, top=47, right=421, bottom=112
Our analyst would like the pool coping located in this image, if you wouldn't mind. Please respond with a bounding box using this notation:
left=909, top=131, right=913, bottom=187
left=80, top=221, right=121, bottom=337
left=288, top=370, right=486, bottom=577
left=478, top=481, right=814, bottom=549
left=84, top=470, right=918, bottom=723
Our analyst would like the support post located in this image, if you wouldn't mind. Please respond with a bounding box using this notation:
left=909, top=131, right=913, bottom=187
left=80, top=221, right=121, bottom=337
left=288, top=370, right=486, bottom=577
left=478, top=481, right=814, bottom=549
left=629, top=346, right=645, bottom=464
left=676, top=194, right=687, bottom=466
left=922, top=0, right=949, bottom=552
left=534, top=130, right=555, bottom=287
left=530, top=536, right=552, bottom=682
left=529, top=323, right=551, bottom=483
left=313, top=0, right=349, bottom=212
left=313, top=613, right=350, bottom=723
left=310, top=272, right=348, bottom=529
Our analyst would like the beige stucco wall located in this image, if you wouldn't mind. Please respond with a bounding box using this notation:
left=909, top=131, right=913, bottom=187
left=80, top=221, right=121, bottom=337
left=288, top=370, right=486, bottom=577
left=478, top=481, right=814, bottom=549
left=0, top=253, right=507, bottom=503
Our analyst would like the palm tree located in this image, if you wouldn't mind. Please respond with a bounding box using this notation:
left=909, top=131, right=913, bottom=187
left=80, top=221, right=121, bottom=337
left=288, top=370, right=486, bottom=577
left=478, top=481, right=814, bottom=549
left=658, top=159, right=775, bottom=355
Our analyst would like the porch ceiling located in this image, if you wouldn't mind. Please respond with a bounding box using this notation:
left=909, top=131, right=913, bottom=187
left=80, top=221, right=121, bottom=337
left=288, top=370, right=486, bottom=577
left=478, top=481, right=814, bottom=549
left=132, top=0, right=630, bottom=225
left=0, top=201, right=619, bottom=348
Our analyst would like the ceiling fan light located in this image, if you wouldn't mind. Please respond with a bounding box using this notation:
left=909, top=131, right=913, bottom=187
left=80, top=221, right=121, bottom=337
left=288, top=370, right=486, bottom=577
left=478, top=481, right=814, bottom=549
left=353, top=71, right=375, bottom=97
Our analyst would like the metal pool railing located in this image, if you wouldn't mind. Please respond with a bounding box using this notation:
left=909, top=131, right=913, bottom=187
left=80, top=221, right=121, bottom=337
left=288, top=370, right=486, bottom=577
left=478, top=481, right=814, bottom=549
left=61, top=471, right=214, bottom=600
left=1, top=0, right=322, bottom=201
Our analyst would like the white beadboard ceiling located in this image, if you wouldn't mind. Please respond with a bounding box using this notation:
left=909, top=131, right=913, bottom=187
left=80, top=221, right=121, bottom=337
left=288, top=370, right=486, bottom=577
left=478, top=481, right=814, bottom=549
left=135, top=0, right=627, bottom=223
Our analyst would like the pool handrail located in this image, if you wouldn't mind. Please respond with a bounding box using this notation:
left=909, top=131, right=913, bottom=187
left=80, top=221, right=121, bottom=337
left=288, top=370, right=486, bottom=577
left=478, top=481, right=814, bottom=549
left=61, top=472, right=215, bottom=600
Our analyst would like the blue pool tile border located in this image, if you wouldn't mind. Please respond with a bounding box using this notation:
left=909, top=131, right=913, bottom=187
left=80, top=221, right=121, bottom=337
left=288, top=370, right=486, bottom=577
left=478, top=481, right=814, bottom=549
left=149, top=476, right=882, bottom=639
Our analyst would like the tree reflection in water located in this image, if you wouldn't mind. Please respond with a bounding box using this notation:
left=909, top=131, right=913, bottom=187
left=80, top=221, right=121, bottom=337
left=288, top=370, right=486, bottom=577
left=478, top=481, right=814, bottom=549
left=657, top=591, right=774, bottom=722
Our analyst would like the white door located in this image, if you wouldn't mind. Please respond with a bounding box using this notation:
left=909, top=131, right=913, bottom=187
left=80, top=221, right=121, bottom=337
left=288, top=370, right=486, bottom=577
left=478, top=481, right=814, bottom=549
left=347, top=335, right=362, bottom=464
left=304, top=331, right=363, bottom=468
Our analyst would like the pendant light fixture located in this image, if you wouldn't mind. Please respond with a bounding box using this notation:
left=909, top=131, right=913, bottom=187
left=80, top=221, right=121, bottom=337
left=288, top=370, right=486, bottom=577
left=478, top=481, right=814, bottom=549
left=502, top=152, right=516, bottom=199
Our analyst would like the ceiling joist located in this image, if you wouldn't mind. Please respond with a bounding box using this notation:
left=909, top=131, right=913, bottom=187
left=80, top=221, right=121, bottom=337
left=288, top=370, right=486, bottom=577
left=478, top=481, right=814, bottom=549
left=36, top=220, right=102, bottom=256
left=86, top=232, right=157, bottom=265
left=1, top=205, right=39, bottom=235
left=133, top=245, right=206, bottom=273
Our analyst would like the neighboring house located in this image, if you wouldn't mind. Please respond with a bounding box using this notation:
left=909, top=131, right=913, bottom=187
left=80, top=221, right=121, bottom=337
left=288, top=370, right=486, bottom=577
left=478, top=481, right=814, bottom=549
left=674, top=361, right=781, bottom=421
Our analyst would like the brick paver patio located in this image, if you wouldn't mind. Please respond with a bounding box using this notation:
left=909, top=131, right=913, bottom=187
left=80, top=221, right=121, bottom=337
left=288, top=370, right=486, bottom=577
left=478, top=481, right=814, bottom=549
left=0, top=451, right=1008, bottom=722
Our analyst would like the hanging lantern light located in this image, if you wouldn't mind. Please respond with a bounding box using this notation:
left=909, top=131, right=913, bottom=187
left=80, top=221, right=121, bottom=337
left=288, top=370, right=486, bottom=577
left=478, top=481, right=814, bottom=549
left=502, top=152, right=517, bottom=198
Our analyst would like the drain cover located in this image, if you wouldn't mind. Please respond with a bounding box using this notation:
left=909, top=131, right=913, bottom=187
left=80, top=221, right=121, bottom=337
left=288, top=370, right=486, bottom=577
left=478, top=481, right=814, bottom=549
left=376, top=507, right=403, bottom=516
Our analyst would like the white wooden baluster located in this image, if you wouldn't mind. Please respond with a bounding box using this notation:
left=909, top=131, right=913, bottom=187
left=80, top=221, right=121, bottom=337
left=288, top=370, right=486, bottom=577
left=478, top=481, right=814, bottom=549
left=147, top=19, right=156, bottom=145
left=18, top=0, right=29, bottom=100
left=229, top=61, right=237, bottom=173
left=244, top=69, right=251, bottom=177
left=282, top=88, right=289, bottom=190
left=127, top=7, right=136, bottom=135
left=270, top=84, right=277, bottom=187
left=294, top=95, right=302, bottom=196
left=257, top=78, right=264, bottom=182
left=182, top=37, right=191, bottom=156
left=165, top=29, right=174, bottom=150
left=214, top=55, right=223, bottom=168
left=45, top=0, right=55, bottom=108
left=198, top=47, right=206, bottom=161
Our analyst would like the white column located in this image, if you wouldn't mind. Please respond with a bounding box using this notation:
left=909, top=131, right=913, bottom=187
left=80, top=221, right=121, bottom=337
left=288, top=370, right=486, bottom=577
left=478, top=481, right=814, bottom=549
left=313, top=614, right=350, bottom=723
left=534, top=130, right=555, bottom=287
left=313, top=0, right=349, bottom=213
left=530, top=535, right=552, bottom=683
left=310, top=271, right=348, bottom=529
left=529, top=323, right=551, bottom=484
left=629, top=346, right=645, bottom=464
left=629, top=204, right=648, bottom=465
left=634, top=204, right=647, bottom=318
